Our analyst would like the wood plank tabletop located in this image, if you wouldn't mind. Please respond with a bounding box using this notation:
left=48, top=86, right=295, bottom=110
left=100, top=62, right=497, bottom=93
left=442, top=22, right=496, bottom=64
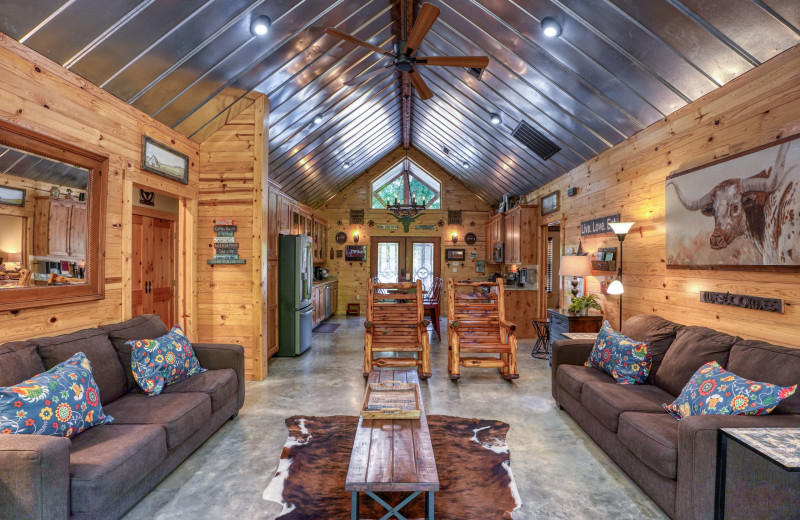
left=345, top=369, right=440, bottom=493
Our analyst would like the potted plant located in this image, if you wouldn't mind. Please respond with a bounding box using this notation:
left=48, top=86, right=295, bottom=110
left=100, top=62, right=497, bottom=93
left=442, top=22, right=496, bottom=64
left=568, top=294, right=602, bottom=316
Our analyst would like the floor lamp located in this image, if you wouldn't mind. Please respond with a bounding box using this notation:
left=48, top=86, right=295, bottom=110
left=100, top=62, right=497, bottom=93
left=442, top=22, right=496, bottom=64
left=606, top=222, right=635, bottom=329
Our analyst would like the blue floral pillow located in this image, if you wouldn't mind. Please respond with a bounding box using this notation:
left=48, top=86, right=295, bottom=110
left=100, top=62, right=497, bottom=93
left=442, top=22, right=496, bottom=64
left=663, top=361, right=797, bottom=420
left=585, top=320, right=651, bottom=384
left=128, top=325, right=205, bottom=396
left=0, top=352, right=114, bottom=437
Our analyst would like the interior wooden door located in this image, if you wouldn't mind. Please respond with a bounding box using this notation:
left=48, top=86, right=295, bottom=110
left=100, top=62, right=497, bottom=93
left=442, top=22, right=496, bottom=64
left=370, top=237, right=441, bottom=291
left=132, top=213, right=176, bottom=326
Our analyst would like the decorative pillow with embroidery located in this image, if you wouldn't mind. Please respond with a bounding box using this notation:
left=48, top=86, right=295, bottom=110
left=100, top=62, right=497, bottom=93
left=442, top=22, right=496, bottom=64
left=585, top=320, right=652, bottom=384
left=663, top=361, right=797, bottom=420
left=128, top=325, right=205, bottom=396
left=0, top=352, right=114, bottom=437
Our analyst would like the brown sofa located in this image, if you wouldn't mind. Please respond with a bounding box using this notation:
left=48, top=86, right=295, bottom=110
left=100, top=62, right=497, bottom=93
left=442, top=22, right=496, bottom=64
left=551, top=314, right=800, bottom=520
left=0, top=315, right=245, bottom=520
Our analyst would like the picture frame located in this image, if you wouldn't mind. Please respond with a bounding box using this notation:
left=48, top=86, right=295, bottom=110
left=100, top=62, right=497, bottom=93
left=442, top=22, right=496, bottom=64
left=666, top=135, right=800, bottom=271
left=445, top=248, right=466, bottom=261
left=345, top=245, right=367, bottom=261
left=0, top=186, right=25, bottom=207
left=141, top=136, right=189, bottom=184
left=541, top=191, right=559, bottom=215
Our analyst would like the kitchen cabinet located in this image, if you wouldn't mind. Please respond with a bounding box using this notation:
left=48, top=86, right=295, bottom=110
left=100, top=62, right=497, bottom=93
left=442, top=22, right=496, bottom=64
left=311, top=283, right=328, bottom=326
left=330, top=281, right=338, bottom=315
left=33, top=198, right=87, bottom=258
left=486, top=213, right=505, bottom=262
left=277, top=193, right=291, bottom=235
left=504, top=204, right=538, bottom=265
left=267, top=260, right=279, bottom=357
left=313, top=217, right=328, bottom=263
left=268, top=188, right=278, bottom=260
left=291, top=205, right=313, bottom=238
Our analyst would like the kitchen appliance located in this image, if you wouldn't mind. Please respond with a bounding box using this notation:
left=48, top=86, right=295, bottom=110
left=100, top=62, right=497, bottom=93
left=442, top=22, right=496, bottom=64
left=278, top=234, right=313, bottom=357
left=504, top=271, right=518, bottom=285
left=492, top=243, right=504, bottom=263
left=313, top=267, right=330, bottom=281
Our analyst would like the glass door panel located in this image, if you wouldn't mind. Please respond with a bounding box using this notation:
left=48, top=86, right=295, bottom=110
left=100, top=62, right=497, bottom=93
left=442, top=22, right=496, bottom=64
left=377, top=242, right=400, bottom=283
left=411, top=242, right=434, bottom=292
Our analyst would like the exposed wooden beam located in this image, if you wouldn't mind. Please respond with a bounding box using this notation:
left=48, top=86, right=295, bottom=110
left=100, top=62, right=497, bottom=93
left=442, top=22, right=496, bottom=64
left=401, top=0, right=414, bottom=150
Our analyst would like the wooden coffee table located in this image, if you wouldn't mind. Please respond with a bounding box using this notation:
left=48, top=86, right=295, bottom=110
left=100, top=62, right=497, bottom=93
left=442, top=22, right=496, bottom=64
left=346, top=369, right=439, bottom=519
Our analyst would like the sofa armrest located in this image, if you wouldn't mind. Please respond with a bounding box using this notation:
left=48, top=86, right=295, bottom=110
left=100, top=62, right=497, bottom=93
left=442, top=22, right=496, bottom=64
left=193, top=343, right=245, bottom=411
left=0, top=435, right=71, bottom=520
left=676, top=414, right=800, bottom=520
left=550, top=339, right=595, bottom=403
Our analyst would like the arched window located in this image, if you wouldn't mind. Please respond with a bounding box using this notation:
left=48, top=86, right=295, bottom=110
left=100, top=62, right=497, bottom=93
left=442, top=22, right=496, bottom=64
left=371, top=159, right=441, bottom=209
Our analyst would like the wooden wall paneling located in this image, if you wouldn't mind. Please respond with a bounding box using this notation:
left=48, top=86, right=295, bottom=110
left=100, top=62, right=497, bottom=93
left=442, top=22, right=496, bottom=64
left=254, top=95, right=269, bottom=379
left=522, top=44, right=800, bottom=347
left=0, top=33, right=200, bottom=341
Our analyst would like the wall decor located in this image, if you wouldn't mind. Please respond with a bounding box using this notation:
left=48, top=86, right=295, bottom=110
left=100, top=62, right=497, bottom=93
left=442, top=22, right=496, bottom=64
left=349, top=209, right=364, bottom=224
left=476, top=260, right=485, bottom=273
left=448, top=210, right=462, bottom=224
left=345, top=245, right=367, bottom=261
left=378, top=224, right=398, bottom=230
left=437, top=219, right=445, bottom=227
left=470, top=221, right=475, bottom=227
left=469, top=251, right=478, bottom=259
left=580, top=214, right=621, bottom=236
left=138, top=189, right=155, bottom=206
left=700, top=291, right=783, bottom=313
left=208, top=220, right=245, bottom=265
left=336, top=249, right=343, bottom=258
left=666, top=137, right=800, bottom=270
left=0, top=186, right=25, bottom=207
left=390, top=213, right=423, bottom=232
left=415, top=224, right=435, bottom=230
left=141, top=136, right=189, bottom=184
left=464, top=232, right=477, bottom=245
left=330, top=248, right=334, bottom=260
left=445, top=248, right=466, bottom=261
left=367, top=220, right=374, bottom=227
left=541, top=191, right=559, bottom=215
left=335, top=231, right=347, bottom=244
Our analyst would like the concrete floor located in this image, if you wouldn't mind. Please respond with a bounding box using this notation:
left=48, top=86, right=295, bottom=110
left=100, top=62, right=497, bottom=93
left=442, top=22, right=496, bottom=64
left=123, top=317, right=669, bottom=520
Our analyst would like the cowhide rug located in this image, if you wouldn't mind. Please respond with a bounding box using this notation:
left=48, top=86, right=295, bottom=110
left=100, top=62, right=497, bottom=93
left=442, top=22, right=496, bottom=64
left=264, top=415, right=522, bottom=519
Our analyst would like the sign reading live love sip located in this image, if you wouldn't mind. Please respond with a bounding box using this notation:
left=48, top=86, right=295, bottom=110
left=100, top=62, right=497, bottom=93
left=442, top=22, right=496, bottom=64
left=580, top=214, right=620, bottom=236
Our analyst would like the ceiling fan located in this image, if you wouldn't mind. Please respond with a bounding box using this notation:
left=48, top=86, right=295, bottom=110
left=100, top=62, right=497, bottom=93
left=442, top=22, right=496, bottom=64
left=325, top=3, right=489, bottom=100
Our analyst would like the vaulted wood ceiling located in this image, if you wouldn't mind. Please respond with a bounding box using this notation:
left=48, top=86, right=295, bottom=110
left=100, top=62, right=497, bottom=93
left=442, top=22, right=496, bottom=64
left=2, top=1, right=799, bottom=207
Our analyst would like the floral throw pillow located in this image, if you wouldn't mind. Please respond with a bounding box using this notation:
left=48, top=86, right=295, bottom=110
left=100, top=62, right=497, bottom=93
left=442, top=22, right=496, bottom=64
left=0, top=352, right=114, bottom=437
left=128, top=325, right=205, bottom=396
left=585, top=320, right=652, bottom=384
left=663, top=361, right=797, bottom=420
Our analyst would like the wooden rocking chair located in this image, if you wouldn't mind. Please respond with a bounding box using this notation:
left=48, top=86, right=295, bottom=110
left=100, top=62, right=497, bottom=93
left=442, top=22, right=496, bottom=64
left=364, top=278, right=432, bottom=378
left=447, top=278, right=519, bottom=380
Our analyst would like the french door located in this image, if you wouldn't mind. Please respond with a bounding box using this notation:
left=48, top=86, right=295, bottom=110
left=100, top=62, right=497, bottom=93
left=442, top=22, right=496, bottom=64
left=370, top=237, right=441, bottom=292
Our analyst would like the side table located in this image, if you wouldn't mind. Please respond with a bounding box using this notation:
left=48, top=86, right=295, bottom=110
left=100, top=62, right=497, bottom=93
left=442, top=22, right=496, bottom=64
left=715, top=428, right=800, bottom=519
left=547, top=309, right=603, bottom=345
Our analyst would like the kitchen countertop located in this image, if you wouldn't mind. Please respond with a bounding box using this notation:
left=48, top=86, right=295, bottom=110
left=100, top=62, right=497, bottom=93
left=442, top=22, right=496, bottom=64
left=312, top=276, right=338, bottom=285
left=503, top=284, right=537, bottom=291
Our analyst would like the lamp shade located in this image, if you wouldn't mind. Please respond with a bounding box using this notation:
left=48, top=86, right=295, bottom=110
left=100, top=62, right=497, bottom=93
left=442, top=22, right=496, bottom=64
left=607, top=279, right=624, bottom=295
left=4, top=251, right=21, bottom=263
left=609, top=221, right=635, bottom=235
left=559, top=255, right=592, bottom=277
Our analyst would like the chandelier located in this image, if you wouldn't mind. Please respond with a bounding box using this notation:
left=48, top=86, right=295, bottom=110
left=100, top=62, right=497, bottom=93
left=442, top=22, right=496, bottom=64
left=387, top=174, right=426, bottom=218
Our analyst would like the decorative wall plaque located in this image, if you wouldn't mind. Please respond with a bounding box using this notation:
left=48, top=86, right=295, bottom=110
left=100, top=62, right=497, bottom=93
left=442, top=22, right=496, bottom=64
left=349, top=209, right=364, bottom=224
left=464, top=232, right=477, bottom=245
left=448, top=210, right=462, bottom=225
left=580, top=214, right=621, bottom=236
left=700, top=291, right=783, bottom=313
left=138, top=189, right=155, bottom=206
left=335, top=231, right=347, bottom=244
left=208, top=220, right=246, bottom=265
left=415, top=224, right=435, bottom=230
left=378, top=224, right=398, bottom=230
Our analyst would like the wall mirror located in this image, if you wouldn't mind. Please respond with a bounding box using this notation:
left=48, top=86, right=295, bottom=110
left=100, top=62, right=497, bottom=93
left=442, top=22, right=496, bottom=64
left=0, top=120, right=106, bottom=311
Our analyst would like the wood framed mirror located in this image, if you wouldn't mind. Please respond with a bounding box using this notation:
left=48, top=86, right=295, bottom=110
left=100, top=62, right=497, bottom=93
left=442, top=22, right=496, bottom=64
left=0, top=120, right=107, bottom=311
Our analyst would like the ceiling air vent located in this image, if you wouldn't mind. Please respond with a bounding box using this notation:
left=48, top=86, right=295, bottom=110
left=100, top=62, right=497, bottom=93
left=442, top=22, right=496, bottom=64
left=468, top=67, right=484, bottom=80
left=511, top=121, right=561, bottom=160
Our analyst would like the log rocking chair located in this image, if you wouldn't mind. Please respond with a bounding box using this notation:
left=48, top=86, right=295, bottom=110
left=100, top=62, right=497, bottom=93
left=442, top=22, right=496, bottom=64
left=447, top=278, right=519, bottom=380
left=364, top=278, right=432, bottom=378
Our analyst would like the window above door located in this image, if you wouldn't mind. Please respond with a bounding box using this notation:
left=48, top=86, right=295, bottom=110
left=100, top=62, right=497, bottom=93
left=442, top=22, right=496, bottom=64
left=370, top=158, right=441, bottom=210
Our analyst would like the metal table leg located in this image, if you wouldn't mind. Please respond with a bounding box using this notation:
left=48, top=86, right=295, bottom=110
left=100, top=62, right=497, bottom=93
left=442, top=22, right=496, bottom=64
left=351, top=491, right=359, bottom=520
left=426, top=491, right=435, bottom=519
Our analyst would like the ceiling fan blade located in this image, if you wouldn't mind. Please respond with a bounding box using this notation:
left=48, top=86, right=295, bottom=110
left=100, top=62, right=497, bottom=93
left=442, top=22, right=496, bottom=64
left=325, top=28, right=394, bottom=56
left=344, top=65, right=393, bottom=87
left=408, top=70, right=434, bottom=100
left=417, top=56, right=490, bottom=69
left=404, top=3, right=440, bottom=55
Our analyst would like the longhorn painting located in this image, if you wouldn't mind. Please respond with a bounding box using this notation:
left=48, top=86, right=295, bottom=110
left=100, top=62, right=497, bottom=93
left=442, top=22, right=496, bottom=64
left=666, top=138, right=800, bottom=269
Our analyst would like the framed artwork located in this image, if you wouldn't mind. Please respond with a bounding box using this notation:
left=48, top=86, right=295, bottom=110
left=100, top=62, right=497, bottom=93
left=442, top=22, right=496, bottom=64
left=345, top=245, right=367, bottom=261
left=141, top=136, right=189, bottom=184
left=541, top=191, right=559, bottom=215
left=0, top=186, right=25, bottom=207
left=445, top=248, right=465, bottom=261
left=666, top=136, right=800, bottom=270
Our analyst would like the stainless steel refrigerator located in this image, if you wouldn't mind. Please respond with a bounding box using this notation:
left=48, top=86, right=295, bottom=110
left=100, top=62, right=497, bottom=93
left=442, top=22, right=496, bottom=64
left=277, top=234, right=313, bottom=356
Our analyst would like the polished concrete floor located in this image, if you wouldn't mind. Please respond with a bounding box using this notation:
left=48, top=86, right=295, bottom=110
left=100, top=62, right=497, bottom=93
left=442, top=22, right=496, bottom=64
left=123, top=317, right=668, bottom=520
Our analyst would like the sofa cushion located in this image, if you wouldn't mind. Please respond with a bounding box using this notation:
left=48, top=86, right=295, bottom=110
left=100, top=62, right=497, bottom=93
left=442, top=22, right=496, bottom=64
left=618, top=412, right=679, bottom=479
left=102, top=392, right=210, bottom=448
left=621, top=314, right=684, bottom=383
left=0, top=341, right=44, bottom=387
left=654, top=326, right=740, bottom=397
left=581, top=381, right=674, bottom=432
left=557, top=364, right=616, bottom=402
left=101, top=314, right=170, bottom=391
left=129, top=325, right=206, bottom=396
left=160, top=368, right=237, bottom=412
left=69, top=424, right=166, bottom=515
left=30, top=329, right=126, bottom=405
left=727, top=340, right=800, bottom=415
left=663, top=361, right=797, bottom=419
left=585, top=321, right=652, bottom=384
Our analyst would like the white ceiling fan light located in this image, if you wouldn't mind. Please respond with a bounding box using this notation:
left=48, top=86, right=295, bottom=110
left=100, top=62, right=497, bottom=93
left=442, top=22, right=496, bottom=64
left=250, top=15, right=271, bottom=37
left=541, top=17, right=562, bottom=38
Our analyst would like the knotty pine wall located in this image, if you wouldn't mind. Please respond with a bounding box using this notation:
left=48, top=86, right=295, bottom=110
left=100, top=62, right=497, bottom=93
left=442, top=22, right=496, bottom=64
left=0, top=34, right=200, bottom=341
left=317, top=146, right=492, bottom=315
left=524, top=44, right=800, bottom=346
left=197, top=96, right=269, bottom=381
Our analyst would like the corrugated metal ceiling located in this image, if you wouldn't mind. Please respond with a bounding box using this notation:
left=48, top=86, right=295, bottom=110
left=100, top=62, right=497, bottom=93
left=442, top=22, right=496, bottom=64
left=1, top=0, right=798, bottom=206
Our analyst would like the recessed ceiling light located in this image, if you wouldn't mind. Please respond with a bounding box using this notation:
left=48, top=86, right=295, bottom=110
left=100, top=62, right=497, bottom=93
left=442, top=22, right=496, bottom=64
left=250, top=15, right=271, bottom=37
left=313, top=114, right=323, bottom=124
left=344, top=162, right=350, bottom=169
left=490, top=113, right=502, bottom=125
left=462, top=161, right=469, bottom=168
left=541, top=18, right=562, bottom=38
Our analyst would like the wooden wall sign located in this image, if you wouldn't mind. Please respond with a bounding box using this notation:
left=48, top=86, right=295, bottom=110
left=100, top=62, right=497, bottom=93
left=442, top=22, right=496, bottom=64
left=580, top=214, right=620, bottom=236
left=378, top=224, right=398, bottom=230
left=208, top=219, right=246, bottom=265
left=700, top=291, right=783, bottom=313
left=415, top=224, right=435, bottom=230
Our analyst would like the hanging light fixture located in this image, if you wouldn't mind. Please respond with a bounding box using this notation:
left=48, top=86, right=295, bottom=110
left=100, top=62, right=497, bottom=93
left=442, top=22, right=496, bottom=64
left=387, top=149, right=426, bottom=218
